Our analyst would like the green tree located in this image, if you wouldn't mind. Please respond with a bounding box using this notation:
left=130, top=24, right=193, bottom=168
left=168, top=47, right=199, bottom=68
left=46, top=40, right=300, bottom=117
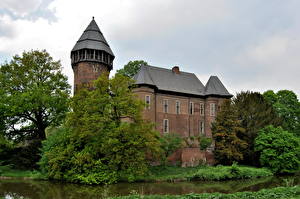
left=255, top=125, right=300, bottom=174
left=263, top=90, right=300, bottom=136
left=233, top=91, right=281, bottom=166
left=0, top=50, right=70, bottom=142
left=212, top=100, right=248, bottom=165
left=40, top=74, right=161, bottom=184
left=116, top=60, right=147, bottom=78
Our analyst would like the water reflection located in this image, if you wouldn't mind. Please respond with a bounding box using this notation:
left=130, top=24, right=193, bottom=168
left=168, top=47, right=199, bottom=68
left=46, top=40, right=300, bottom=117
left=1, top=176, right=299, bottom=199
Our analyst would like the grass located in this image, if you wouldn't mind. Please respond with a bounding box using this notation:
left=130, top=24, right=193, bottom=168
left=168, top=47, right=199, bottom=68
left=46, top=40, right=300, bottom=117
left=109, top=185, right=300, bottom=199
left=133, top=165, right=273, bottom=182
left=0, top=165, right=45, bottom=179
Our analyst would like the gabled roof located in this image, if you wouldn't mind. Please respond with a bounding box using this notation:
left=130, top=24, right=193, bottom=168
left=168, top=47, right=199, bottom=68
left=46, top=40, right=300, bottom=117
left=134, top=65, right=232, bottom=97
left=72, top=18, right=114, bottom=57
left=205, top=76, right=232, bottom=97
left=134, top=65, right=206, bottom=96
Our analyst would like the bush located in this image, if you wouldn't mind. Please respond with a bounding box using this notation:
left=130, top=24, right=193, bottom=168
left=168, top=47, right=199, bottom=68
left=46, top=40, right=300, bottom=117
left=160, top=133, right=183, bottom=162
left=255, top=125, right=300, bottom=174
left=199, top=136, right=212, bottom=150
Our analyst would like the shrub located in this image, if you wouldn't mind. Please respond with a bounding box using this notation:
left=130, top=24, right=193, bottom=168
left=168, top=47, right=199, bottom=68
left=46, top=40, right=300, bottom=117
left=199, top=136, right=212, bottom=150
left=255, top=125, right=300, bottom=174
left=160, top=133, right=183, bottom=162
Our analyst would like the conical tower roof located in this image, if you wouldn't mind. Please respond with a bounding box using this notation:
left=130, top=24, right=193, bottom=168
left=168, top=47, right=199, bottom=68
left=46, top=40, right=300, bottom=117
left=71, top=17, right=114, bottom=57
left=205, top=76, right=232, bottom=97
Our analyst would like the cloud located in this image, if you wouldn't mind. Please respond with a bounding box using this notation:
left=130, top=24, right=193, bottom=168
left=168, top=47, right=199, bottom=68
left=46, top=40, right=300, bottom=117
left=0, top=0, right=42, bottom=17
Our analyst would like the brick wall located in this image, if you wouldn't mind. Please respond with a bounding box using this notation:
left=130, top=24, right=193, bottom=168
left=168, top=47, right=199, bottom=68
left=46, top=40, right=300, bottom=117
left=73, top=61, right=109, bottom=93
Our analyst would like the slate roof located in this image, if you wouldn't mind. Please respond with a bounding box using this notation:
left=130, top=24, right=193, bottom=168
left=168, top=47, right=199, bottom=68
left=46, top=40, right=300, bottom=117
left=71, top=18, right=114, bottom=57
left=205, top=76, right=232, bottom=97
left=134, top=65, right=232, bottom=97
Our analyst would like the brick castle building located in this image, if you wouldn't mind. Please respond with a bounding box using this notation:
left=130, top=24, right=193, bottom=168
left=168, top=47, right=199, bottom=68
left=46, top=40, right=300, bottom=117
left=71, top=18, right=232, bottom=166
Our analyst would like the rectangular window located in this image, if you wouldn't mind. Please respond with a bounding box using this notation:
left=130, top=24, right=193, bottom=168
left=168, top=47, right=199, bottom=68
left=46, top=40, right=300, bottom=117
left=176, top=100, right=180, bottom=114
left=210, top=103, right=216, bottom=116
left=163, top=99, right=168, bottom=113
left=145, top=95, right=150, bottom=109
left=163, top=119, right=169, bottom=133
left=189, top=102, right=194, bottom=115
left=199, top=121, right=205, bottom=134
left=200, top=103, right=204, bottom=116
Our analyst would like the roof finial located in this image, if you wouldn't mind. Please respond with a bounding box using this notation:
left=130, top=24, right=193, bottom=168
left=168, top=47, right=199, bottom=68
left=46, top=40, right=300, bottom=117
left=92, top=16, right=94, bottom=20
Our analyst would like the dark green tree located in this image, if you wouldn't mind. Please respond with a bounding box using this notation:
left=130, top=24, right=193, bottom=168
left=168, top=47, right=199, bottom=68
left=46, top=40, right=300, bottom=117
left=40, top=73, right=161, bottom=184
left=116, top=60, right=147, bottom=78
left=212, top=99, right=248, bottom=165
left=233, top=91, right=282, bottom=166
left=263, top=90, right=300, bottom=136
left=0, top=50, right=71, bottom=142
left=255, top=125, right=300, bottom=174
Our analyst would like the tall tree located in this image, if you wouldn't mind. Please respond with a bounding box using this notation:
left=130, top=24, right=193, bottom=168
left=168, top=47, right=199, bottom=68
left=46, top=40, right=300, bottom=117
left=233, top=91, right=282, bottom=166
left=263, top=90, right=300, bottom=136
left=0, top=50, right=71, bottom=142
left=116, top=60, right=147, bottom=78
left=212, top=99, right=248, bottom=165
left=255, top=125, right=300, bottom=174
left=40, top=73, right=161, bottom=184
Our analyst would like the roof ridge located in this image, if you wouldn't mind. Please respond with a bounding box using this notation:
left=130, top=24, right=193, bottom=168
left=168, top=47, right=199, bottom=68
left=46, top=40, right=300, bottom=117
left=147, top=65, right=194, bottom=75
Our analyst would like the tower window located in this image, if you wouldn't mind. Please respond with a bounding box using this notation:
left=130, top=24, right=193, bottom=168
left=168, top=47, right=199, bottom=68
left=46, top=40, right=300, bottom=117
left=199, top=121, right=205, bottom=134
left=163, top=99, right=168, bottom=113
left=200, top=103, right=204, bottom=116
left=189, top=102, right=194, bottom=115
left=176, top=100, right=180, bottom=114
left=145, top=95, right=150, bottom=109
left=163, top=119, right=169, bottom=133
left=210, top=103, right=216, bottom=116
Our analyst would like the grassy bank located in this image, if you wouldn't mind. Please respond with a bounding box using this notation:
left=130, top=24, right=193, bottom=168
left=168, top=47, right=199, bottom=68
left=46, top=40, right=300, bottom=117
left=0, top=165, right=45, bottom=179
left=134, top=165, right=273, bottom=182
left=109, top=185, right=300, bottom=199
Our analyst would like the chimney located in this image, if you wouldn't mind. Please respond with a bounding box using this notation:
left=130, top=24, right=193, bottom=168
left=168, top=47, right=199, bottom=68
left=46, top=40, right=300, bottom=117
left=172, top=66, right=180, bottom=74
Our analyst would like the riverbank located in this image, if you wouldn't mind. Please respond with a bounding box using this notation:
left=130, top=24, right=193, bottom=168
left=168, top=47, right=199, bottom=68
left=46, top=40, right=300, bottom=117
left=133, top=165, right=273, bottom=182
left=0, top=165, right=45, bottom=180
left=109, top=185, right=300, bottom=199
left=0, top=164, right=273, bottom=183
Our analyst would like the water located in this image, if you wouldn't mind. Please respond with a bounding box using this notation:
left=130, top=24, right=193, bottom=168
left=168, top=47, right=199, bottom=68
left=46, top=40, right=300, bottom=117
left=0, top=176, right=299, bottom=199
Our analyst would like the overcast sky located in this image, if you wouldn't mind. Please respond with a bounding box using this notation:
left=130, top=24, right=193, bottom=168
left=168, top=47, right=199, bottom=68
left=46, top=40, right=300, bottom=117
left=0, top=0, right=299, bottom=97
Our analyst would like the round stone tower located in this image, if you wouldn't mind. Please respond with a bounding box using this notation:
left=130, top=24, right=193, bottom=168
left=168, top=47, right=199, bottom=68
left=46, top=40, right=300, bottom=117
left=71, top=17, right=115, bottom=94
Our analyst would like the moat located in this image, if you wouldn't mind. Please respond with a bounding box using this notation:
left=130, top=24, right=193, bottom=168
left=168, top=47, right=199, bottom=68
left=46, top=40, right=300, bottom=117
left=1, top=176, right=299, bottom=199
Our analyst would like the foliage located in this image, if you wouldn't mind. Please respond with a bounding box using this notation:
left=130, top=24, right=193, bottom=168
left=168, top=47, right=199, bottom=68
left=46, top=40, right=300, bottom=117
left=135, top=165, right=272, bottom=182
left=255, top=125, right=300, bottom=174
left=263, top=90, right=300, bottom=136
left=233, top=91, right=282, bottom=166
left=199, top=136, right=212, bottom=150
left=212, top=99, right=248, bottom=165
left=159, top=133, right=183, bottom=162
left=39, top=74, right=161, bottom=184
left=109, top=186, right=300, bottom=199
left=0, top=165, right=44, bottom=179
left=0, top=50, right=70, bottom=142
left=116, top=60, right=148, bottom=78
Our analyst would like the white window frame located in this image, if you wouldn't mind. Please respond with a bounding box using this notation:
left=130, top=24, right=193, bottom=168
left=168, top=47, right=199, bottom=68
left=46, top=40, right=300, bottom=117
left=189, top=102, right=194, bottom=115
left=176, top=100, right=180, bottom=114
left=163, top=119, right=169, bottom=133
left=145, top=95, right=150, bottom=109
left=210, top=103, right=216, bottom=116
left=163, top=99, right=168, bottom=113
left=200, top=121, right=205, bottom=134
left=200, top=103, right=204, bottom=116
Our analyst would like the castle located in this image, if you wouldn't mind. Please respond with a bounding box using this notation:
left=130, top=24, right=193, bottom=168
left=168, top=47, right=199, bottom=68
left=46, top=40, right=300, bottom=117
left=71, top=18, right=232, bottom=166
